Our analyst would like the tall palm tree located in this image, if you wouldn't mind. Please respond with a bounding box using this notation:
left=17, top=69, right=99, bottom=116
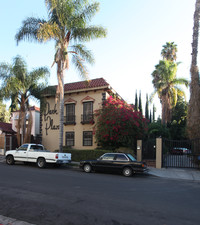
left=161, top=42, right=177, bottom=62
left=15, top=0, right=107, bottom=152
left=151, top=60, right=188, bottom=124
left=0, top=55, right=50, bottom=145
left=187, top=0, right=200, bottom=139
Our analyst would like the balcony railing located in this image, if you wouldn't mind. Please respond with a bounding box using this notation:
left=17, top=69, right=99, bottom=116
left=64, top=115, right=76, bottom=125
left=81, top=114, right=94, bottom=124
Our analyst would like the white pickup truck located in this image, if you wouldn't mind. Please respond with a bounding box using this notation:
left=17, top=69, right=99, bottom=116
left=5, top=143, right=71, bottom=168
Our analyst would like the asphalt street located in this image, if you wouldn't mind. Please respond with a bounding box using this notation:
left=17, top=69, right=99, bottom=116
left=0, top=163, right=200, bottom=225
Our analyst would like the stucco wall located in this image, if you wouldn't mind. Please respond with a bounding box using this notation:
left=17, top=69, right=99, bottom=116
left=41, top=90, right=106, bottom=151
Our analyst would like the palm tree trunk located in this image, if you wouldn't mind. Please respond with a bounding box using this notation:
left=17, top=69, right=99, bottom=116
left=187, top=0, right=200, bottom=139
left=17, top=112, right=21, bottom=146
left=57, top=60, right=64, bottom=153
left=24, top=110, right=33, bottom=143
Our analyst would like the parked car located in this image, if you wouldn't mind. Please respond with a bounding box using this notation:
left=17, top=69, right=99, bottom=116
left=170, top=147, right=191, bottom=155
left=5, top=143, right=71, bottom=168
left=79, top=153, right=148, bottom=177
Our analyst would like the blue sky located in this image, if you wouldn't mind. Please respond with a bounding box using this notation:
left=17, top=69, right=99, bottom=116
left=0, top=0, right=196, bottom=117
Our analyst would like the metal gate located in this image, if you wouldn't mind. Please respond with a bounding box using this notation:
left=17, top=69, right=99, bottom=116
left=142, top=139, right=156, bottom=160
left=162, top=139, right=200, bottom=168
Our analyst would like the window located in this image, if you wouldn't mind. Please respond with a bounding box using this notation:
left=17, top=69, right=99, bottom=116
left=101, top=154, right=115, bottom=161
left=115, top=154, right=128, bottom=161
left=65, top=104, right=75, bottom=124
left=83, top=102, right=93, bottom=115
left=83, top=131, right=93, bottom=146
left=18, top=144, right=29, bottom=151
left=30, top=145, right=44, bottom=151
left=65, top=132, right=75, bottom=146
left=82, top=102, right=93, bottom=123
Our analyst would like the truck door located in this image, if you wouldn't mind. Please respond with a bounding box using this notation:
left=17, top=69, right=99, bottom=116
left=14, top=144, right=29, bottom=162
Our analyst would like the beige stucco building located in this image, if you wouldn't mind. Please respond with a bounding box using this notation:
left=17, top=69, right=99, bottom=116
left=41, top=78, right=121, bottom=151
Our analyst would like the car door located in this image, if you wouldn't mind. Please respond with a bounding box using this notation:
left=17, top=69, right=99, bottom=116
left=14, top=144, right=29, bottom=162
left=95, top=153, right=115, bottom=172
left=112, top=154, right=129, bottom=172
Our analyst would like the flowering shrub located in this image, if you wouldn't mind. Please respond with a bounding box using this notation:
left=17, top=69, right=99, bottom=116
left=94, top=96, right=148, bottom=148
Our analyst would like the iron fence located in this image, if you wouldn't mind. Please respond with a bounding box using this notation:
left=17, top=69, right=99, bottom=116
left=162, top=138, right=200, bottom=168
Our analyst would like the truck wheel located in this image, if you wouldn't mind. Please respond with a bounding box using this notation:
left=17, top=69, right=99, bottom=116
left=122, top=167, right=133, bottom=177
left=37, top=158, right=46, bottom=168
left=6, top=155, right=15, bottom=165
left=83, top=164, right=92, bottom=173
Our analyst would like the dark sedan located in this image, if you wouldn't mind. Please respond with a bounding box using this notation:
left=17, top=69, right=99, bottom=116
left=79, top=153, right=148, bottom=177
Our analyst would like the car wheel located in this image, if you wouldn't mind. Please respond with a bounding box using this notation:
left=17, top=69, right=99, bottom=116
left=83, top=164, right=92, bottom=173
left=6, top=155, right=15, bottom=165
left=37, top=158, right=46, bottom=168
left=123, top=167, right=133, bottom=177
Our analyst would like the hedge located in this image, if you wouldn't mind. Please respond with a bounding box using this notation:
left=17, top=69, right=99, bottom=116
left=62, top=148, right=113, bottom=162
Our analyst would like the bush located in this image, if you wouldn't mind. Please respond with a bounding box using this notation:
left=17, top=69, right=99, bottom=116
left=94, top=96, right=147, bottom=148
left=62, top=147, right=113, bottom=161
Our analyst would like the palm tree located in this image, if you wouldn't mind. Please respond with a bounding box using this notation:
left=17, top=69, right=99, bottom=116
left=151, top=60, right=188, bottom=124
left=15, top=0, right=107, bottom=152
left=0, top=55, right=50, bottom=145
left=161, top=42, right=177, bottom=62
left=187, top=0, right=200, bottom=139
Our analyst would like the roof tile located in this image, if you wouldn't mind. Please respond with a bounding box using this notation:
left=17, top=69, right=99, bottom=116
left=64, top=78, right=109, bottom=92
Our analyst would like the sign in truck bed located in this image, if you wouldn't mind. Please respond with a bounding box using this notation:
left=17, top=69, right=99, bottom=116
left=5, top=143, right=71, bottom=168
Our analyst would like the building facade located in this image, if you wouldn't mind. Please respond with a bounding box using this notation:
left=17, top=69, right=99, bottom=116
left=41, top=78, right=120, bottom=151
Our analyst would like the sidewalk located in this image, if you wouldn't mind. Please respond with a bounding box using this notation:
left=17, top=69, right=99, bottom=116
left=148, top=167, right=200, bottom=181
left=0, top=215, right=35, bottom=225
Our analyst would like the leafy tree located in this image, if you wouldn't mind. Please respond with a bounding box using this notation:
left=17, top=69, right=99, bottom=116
left=152, top=104, right=156, bottom=122
left=149, top=109, right=152, bottom=123
left=161, top=42, right=177, bottom=62
left=15, top=0, right=107, bottom=152
left=147, top=119, right=170, bottom=139
left=0, top=56, right=49, bottom=145
left=138, top=91, right=143, bottom=114
left=145, top=94, right=149, bottom=120
left=0, top=101, right=10, bottom=123
left=134, top=90, right=138, bottom=111
left=169, top=96, right=188, bottom=139
left=151, top=59, right=188, bottom=124
left=94, top=96, right=147, bottom=149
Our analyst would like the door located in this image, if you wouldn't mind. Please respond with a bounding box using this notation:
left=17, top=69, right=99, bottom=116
left=14, top=144, right=29, bottom=161
left=95, top=153, right=115, bottom=172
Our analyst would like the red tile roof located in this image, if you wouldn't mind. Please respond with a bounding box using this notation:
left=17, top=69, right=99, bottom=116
left=0, top=122, right=15, bottom=134
left=64, top=78, right=109, bottom=92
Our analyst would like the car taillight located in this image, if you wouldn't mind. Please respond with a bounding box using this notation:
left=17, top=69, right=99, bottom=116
left=55, top=154, right=58, bottom=159
left=142, top=164, right=145, bottom=167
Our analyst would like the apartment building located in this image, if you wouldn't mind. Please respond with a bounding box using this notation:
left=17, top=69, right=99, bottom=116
left=41, top=78, right=121, bottom=151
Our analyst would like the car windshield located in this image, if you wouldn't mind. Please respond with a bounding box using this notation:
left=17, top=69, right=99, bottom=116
left=127, top=154, right=137, bottom=161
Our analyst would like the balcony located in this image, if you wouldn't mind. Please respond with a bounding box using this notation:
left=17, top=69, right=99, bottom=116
left=81, top=114, right=94, bottom=124
left=64, top=115, right=76, bottom=125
